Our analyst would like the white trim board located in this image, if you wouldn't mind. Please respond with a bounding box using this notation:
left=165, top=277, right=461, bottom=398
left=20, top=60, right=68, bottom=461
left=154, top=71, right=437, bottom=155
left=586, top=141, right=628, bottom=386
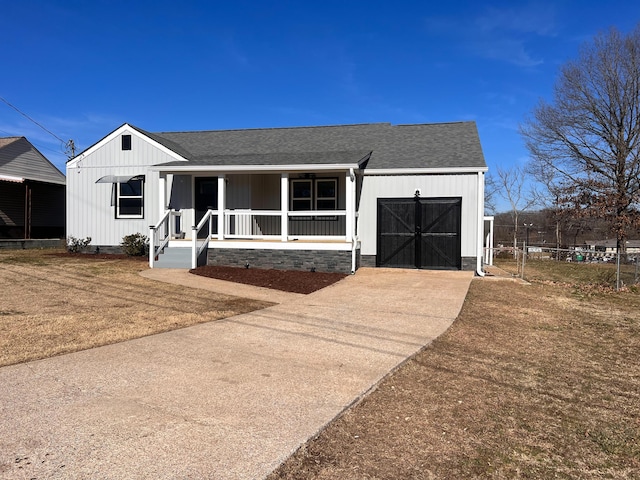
left=67, top=124, right=187, bottom=168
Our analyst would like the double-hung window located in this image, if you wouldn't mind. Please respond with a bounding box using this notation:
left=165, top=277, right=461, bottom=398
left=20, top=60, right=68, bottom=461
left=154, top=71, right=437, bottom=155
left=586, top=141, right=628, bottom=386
left=315, top=179, right=337, bottom=211
left=290, top=177, right=337, bottom=212
left=291, top=179, right=313, bottom=211
left=116, top=178, right=144, bottom=218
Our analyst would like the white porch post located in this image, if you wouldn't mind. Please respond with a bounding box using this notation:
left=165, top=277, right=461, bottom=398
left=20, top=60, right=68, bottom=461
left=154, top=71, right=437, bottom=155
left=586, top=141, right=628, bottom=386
left=345, top=169, right=356, bottom=242
left=484, top=215, right=495, bottom=266
left=149, top=225, right=156, bottom=268
left=217, top=174, right=225, bottom=240
left=158, top=174, right=166, bottom=217
left=281, top=173, right=288, bottom=242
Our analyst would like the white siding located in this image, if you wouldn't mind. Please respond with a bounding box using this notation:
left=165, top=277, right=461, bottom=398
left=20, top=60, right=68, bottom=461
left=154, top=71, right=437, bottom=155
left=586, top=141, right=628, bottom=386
left=251, top=174, right=280, bottom=209
left=226, top=174, right=252, bottom=209
left=358, top=173, right=481, bottom=257
left=66, top=129, right=181, bottom=246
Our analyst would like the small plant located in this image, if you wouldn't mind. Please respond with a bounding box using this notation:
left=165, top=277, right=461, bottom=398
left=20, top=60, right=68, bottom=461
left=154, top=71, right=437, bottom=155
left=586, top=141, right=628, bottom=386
left=67, top=235, right=92, bottom=253
left=121, top=233, right=149, bottom=257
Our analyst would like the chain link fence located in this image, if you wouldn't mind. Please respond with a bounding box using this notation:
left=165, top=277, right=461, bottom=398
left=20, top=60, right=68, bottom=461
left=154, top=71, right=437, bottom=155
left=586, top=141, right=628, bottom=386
left=488, top=245, right=640, bottom=290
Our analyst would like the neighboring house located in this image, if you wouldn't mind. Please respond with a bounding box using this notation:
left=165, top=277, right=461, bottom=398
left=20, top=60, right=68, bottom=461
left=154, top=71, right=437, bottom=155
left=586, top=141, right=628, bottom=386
left=584, top=239, right=640, bottom=255
left=66, top=122, right=488, bottom=273
left=0, top=137, right=66, bottom=239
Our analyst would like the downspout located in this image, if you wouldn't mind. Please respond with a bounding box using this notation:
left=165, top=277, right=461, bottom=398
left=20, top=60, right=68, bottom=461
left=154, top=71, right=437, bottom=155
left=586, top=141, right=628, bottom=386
left=349, top=168, right=357, bottom=274
left=476, top=171, right=485, bottom=277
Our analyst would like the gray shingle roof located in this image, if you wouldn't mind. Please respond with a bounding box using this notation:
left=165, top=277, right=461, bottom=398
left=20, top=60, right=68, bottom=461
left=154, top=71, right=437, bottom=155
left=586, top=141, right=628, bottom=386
left=143, top=122, right=486, bottom=170
left=0, top=137, right=66, bottom=184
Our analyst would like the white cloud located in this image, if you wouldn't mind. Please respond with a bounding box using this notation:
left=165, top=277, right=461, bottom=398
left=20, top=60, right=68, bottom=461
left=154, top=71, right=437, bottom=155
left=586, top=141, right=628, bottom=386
left=424, top=2, right=555, bottom=67
left=475, top=5, right=557, bottom=36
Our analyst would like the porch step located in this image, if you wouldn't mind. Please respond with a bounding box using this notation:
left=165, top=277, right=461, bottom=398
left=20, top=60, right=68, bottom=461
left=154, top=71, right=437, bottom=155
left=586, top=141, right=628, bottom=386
left=153, top=246, right=192, bottom=269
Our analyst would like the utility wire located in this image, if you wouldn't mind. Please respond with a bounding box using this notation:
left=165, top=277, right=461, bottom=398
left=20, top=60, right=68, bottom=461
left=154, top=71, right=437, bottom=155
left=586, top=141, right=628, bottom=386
left=0, top=95, right=66, bottom=143
left=0, top=95, right=75, bottom=158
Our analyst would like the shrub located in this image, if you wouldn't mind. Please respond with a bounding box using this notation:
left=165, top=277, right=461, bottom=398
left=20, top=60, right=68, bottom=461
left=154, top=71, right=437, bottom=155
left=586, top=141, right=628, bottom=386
left=67, top=236, right=92, bottom=253
left=121, top=233, right=149, bottom=256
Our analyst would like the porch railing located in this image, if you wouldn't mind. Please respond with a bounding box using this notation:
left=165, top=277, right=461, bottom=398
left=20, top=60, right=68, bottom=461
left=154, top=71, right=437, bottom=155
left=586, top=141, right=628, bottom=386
left=223, top=209, right=348, bottom=239
left=192, top=209, right=217, bottom=269
left=149, top=210, right=182, bottom=268
left=224, top=209, right=281, bottom=238
left=288, top=210, right=347, bottom=238
left=150, top=208, right=353, bottom=268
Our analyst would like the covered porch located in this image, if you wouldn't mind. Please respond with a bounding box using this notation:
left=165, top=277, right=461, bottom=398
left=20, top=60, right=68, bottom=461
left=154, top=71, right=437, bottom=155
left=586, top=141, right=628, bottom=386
left=149, top=167, right=361, bottom=271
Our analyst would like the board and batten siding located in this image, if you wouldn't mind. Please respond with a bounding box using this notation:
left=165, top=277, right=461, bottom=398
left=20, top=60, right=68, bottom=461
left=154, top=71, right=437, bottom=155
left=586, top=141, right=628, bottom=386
left=357, top=173, right=482, bottom=257
left=66, top=129, right=182, bottom=247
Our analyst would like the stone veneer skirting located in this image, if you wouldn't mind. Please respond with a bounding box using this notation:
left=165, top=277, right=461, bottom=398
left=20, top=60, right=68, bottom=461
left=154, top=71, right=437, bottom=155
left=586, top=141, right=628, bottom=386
left=206, top=248, right=358, bottom=274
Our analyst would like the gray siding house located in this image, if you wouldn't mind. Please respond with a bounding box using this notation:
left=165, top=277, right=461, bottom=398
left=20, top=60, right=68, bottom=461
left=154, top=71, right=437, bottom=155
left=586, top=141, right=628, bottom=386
left=66, top=122, right=487, bottom=274
left=0, top=137, right=66, bottom=239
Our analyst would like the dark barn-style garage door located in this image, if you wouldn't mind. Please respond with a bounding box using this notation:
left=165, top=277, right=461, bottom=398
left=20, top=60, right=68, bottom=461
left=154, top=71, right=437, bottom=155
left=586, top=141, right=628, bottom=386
left=377, top=197, right=462, bottom=270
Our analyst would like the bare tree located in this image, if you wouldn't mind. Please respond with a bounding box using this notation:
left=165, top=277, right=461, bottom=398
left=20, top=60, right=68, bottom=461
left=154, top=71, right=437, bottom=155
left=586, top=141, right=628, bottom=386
left=484, top=174, right=498, bottom=215
left=521, top=25, right=640, bottom=254
left=493, top=165, right=538, bottom=254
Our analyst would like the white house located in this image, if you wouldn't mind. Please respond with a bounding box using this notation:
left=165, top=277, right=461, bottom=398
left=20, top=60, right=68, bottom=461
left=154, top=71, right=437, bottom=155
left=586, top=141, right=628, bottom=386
left=66, top=122, right=488, bottom=274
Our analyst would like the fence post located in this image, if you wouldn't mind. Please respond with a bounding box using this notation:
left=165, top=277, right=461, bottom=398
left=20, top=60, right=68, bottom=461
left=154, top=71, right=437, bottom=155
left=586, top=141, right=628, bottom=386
left=616, top=248, right=621, bottom=291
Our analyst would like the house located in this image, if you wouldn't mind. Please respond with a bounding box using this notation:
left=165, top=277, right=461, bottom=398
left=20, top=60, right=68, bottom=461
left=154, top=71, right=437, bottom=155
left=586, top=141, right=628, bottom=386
left=584, top=239, right=640, bottom=256
left=66, top=122, right=488, bottom=274
left=0, top=137, right=66, bottom=239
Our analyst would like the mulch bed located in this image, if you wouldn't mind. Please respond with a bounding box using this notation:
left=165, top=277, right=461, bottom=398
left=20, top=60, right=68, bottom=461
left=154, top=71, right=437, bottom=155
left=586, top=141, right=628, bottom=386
left=190, top=265, right=348, bottom=294
left=46, top=252, right=346, bottom=294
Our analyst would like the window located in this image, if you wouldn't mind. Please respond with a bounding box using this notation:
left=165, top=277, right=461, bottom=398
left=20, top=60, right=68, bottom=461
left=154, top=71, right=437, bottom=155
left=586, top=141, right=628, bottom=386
left=116, top=178, right=144, bottom=218
left=315, top=179, right=337, bottom=211
left=291, top=179, right=313, bottom=211
left=122, top=134, right=132, bottom=150
left=290, top=177, right=337, bottom=211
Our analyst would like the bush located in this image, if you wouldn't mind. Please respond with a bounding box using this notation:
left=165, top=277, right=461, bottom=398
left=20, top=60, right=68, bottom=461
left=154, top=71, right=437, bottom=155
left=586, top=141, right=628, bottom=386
left=121, top=233, right=149, bottom=256
left=67, top=235, right=91, bottom=253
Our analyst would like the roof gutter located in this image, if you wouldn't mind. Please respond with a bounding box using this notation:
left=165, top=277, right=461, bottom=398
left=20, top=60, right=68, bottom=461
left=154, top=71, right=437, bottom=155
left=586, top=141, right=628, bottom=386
left=363, top=166, right=488, bottom=175
left=150, top=163, right=362, bottom=173
left=0, top=174, right=24, bottom=183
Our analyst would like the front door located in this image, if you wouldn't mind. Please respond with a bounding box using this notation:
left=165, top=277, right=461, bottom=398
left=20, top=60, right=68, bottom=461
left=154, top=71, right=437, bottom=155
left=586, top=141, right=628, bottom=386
left=194, top=177, right=218, bottom=225
left=377, top=197, right=462, bottom=269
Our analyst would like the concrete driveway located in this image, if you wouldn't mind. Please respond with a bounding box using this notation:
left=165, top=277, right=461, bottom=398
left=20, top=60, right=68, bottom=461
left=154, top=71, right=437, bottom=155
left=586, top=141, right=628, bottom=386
left=0, top=267, right=473, bottom=480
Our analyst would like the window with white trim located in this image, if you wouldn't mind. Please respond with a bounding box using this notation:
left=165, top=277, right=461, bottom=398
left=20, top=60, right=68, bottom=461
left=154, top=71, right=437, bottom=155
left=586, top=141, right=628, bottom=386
left=116, top=178, right=144, bottom=218
left=291, top=179, right=313, bottom=211
left=290, top=177, right=337, bottom=211
left=315, top=179, right=337, bottom=211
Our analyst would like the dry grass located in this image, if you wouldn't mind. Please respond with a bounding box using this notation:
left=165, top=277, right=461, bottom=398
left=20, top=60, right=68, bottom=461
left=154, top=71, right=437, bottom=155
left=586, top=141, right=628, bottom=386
left=269, top=274, right=640, bottom=479
left=497, top=256, right=640, bottom=291
left=0, top=249, right=272, bottom=367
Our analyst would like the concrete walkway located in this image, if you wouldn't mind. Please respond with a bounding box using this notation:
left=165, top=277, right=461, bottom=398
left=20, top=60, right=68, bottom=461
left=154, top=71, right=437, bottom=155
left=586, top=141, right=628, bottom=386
left=0, top=268, right=473, bottom=480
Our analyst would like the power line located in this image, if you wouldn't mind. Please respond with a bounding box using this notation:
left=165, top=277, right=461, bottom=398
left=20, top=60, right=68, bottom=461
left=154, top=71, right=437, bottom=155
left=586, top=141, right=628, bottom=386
left=0, top=95, right=76, bottom=158
left=0, top=96, right=66, bottom=144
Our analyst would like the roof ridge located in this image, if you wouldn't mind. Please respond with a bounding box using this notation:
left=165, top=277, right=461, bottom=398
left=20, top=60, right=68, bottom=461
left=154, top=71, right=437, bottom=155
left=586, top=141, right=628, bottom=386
left=154, top=123, right=392, bottom=135
left=395, top=121, right=475, bottom=127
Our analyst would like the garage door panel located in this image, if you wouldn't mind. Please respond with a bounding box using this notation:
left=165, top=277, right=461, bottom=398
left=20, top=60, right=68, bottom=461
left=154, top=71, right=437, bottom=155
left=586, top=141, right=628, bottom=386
left=377, top=199, right=416, bottom=267
left=377, top=197, right=461, bottom=270
left=420, top=235, right=460, bottom=270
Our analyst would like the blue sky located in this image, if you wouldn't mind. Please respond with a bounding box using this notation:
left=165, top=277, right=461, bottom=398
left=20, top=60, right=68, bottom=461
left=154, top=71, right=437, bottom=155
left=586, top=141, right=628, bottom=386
left=2, top=0, right=639, bottom=190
